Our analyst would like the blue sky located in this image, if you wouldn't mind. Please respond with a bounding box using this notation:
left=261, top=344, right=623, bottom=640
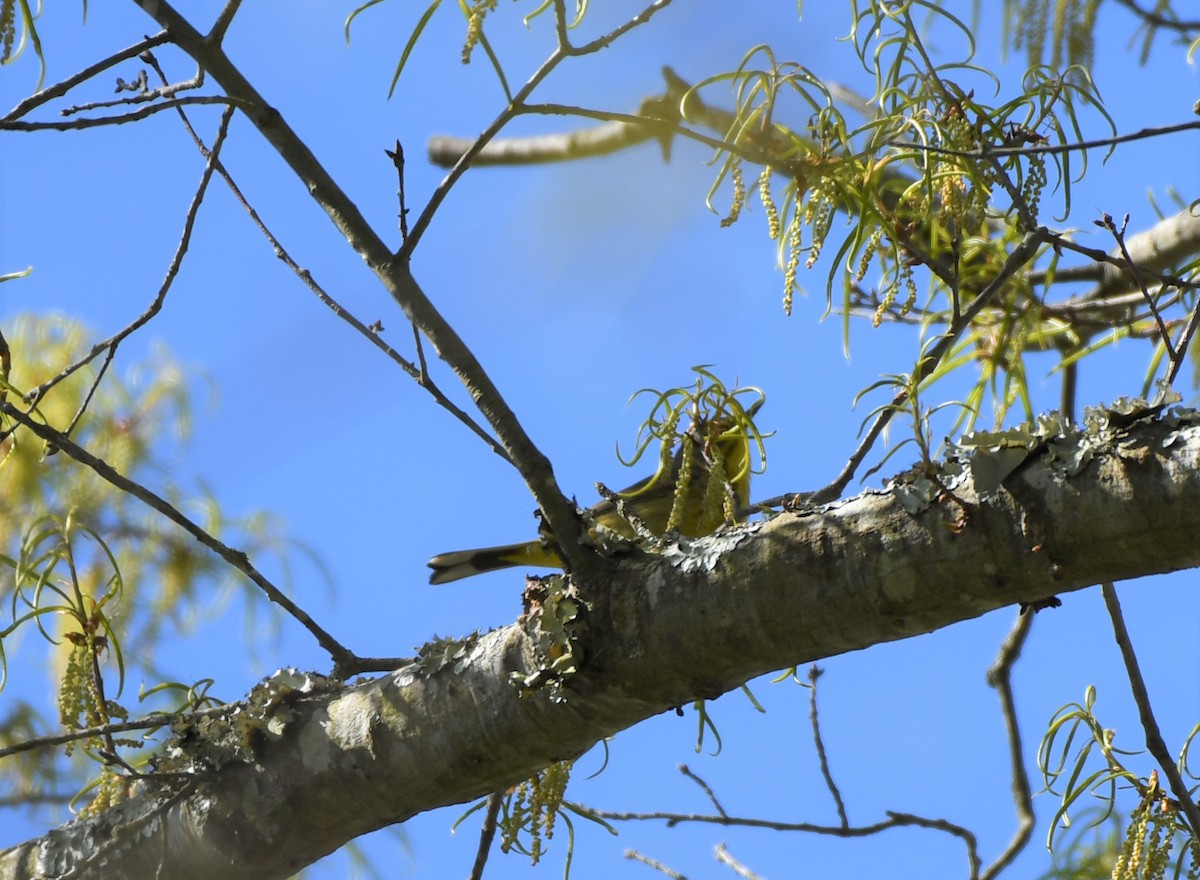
left=2, top=2, right=1199, bottom=878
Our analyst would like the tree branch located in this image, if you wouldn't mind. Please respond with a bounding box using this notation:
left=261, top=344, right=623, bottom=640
left=1100, top=581, right=1200, bottom=838
left=128, top=0, right=586, bottom=576
left=5, top=410, right=1200, bottom=878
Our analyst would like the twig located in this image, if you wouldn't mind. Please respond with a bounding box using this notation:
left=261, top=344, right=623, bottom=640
left=0, top=702, right=232, bottom=760
left=0, top=403, right=392, bottom=677
left=588, top=803, right=982, bottom=875
left=1108, top=0, right=1200, bottom=34
left=1100, top=582, right=1200, bottom=837
left=888, top=118, right=1200, bottom=161
left=209, top=0, right=244, bottom=45
left=807, top=665, right=848, bottom=828
left=141, top=67, right=505, bottom=460
left=810, top=228, right=1048, bottom=503
left=1165, top=295, right=1200, bottom=388
left=402, top=0, right=677, bottom=258
left=53, top=343, right=117, bottom=452
left=1, top=32, right=171, bottom=122
left=713, top=843, right=761, bottom=880
left=678, top=764, right=726, bottom=818
left=0, top=95, right=238, bottom=131
left=980, top=612, right=1035, bottom=880
left=386, top=140, right=410, bottom=244
left=1096, top=212, right=1175, bottom=360
left=624, top=850, right=688, bottom=879
left=23, top=106, right=234, bottom=407
left=61, top=66, right=204, bottom=117
left=468, top=792, right=503, bottom=880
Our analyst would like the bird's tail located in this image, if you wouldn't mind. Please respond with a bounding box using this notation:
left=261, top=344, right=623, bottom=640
left=427, top=540, right=561, bottom=585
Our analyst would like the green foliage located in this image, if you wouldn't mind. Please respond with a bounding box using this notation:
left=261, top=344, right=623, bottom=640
left=0, top=0, right=45, bottom=88
left=1001, top=0, right=1101, bottom=70
left=1038, top=686, right=1199, bottom=879
left=681, top=1, right=1137, bottom=438
left=1035, top=808, right=1121, bottom=879
left=0, top=314, right=291, bottom=813
left=453, top=759, right=617, bottom=877
left=345, top=0, right=585, bottom=98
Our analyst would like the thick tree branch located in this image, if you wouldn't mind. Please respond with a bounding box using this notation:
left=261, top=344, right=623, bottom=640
left=5, top=411, right=1200, bottom=879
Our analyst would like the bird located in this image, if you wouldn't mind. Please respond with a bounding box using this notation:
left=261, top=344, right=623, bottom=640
left=427, top=417, right=754, bottom=584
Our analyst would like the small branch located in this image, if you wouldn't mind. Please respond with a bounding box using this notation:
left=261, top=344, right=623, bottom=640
left=156, top=96, right=504, bottom=458
left=1110, top=0, right=1200, bottom=34
left=209, top=0, right=244, bottom=45
left=888, top=118, right=1200, bottom=161
left=1165, top=295, right=1200, bottom=388
left=568, top=0, right=676, bottom=56
left=624, top=850, right=688, bottom=879
left=807, top=665, right=849, bottom=828
left=1096, top=212, right=1175, bottom=360
left=131, top=0, right=582, bottom=570
left=0, top=404, right=367, bottom=675
left=0, top=95, right=238, bottom=131
left=61, top=66, right=204, bottom=118
left=1100, top=582, right=1200, bottom=838
left=980, top=612, right=1035, bottom=880
left=587, top=804, right=981, bottom=876
left=678, top=764, right=727, bottom=818
left=1, top=32, right=171, bottom=122
left=404, top=0, right=677, bottom=256
left=55, top=343, right=118, bottom=449
left=713, top=843, right=761, bottom=880
left=0, top=704, right=231, bottom=760
left=468, top=792, right=503, bottom=880
left=386, top=140, right=410, bottom=244
left=24, top=105, right=234, bottom=407
left=810, top=228, right=1048, bottom=503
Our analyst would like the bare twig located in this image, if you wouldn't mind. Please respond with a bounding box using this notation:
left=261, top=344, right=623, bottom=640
left=1096, top=212, right=1175, bottom=359
left=55, top=343, right=118, bottom=449
left=140, top=68, right=504, bottom=459
left=0, top=95, right=238, bottom=131
left=624, top=850, right=688, bottom=879
left=678, top=764, right=726, bottom=818
left=62, top=66, right=204, bottom=117
left=209, top=0, right=244, bottom=45
left=1165, top=296, right=1200, bottom=388
left=807, top=665, right=849, bottom=828
left=468, top=792, right=504, bottom=880
left=586, top=803, right=982, bottom=877
left=0, top=403, right=409, bottom=677
left=1110, top=0, right=1200, bottom=34
left=1100, top=582, right=1200, bottom=837
left=386, top=140, right=410, bottom=244
left=980, top=612, right=1035, bottom=880
left=24, top=105, right=235, bottom=408
left=713, top=843, right=761, bottom=880
left=403, top=1, right=677, bottom=258
left=1, top=32, right=170, bottom=122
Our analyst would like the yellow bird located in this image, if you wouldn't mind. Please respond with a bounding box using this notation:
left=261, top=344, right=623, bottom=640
left=427, top=418, right=753, bottom=584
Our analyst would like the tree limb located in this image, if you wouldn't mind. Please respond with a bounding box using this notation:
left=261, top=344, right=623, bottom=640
left=5, top=410, right=1200, bottom=879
